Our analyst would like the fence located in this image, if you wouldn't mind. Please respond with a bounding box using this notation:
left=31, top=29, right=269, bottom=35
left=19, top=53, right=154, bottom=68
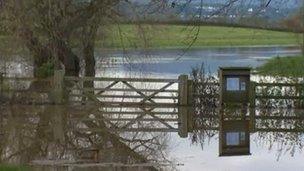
left=1, top=70, right=304, bottom=135
left=254, top=82, right=304, bottom=108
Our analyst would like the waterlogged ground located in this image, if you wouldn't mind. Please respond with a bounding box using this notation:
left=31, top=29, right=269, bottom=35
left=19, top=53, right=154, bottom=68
left=1, top=46, right=303, bottom=171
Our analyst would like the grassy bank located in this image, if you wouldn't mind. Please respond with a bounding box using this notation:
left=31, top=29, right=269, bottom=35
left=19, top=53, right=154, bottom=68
left=100, top=24, right=301, bottom=49
left=258, top=56, right=304, bottom=77
left=0, top=165, right=29, bottom=171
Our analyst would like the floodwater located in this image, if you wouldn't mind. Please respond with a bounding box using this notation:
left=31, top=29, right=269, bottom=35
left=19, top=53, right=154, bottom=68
left=97, top=46, right=301, bottom=77
left=1, top=46, right=304, bottom=171
left=1, top=46, right=301, bottom=77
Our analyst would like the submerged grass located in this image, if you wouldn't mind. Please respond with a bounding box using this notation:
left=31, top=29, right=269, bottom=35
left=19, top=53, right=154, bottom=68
left=257, top=56, right=304, bottom=77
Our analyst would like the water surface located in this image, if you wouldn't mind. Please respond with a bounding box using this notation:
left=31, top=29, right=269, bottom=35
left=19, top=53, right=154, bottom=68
left=98, top=46, right=301, bottom=76
left=1, top=46, right=303, bottom=171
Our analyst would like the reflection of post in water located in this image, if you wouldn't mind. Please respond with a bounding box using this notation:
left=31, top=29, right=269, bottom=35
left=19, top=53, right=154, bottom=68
left=0, top=72, right=6, bottom=104
left=219, top=111, right=250, bottom=156
left=51, top=70, right=66, bottom=144
left=219, top=67, right=251, bottom=156
left=0, top=72, right=3, bottom=97
left=0, top=72, right=3, bottom=127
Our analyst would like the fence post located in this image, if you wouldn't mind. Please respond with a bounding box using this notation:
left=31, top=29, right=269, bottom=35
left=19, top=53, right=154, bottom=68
left=249, top=81, right=256, bottom=131
left=187, top=79, right=194, bottom=133
left=52, top=70, right=66, bottom=143
left=301, top=84, right=304, bottom=109
left=178, top=75, right=188, bottom=138
left=52, top=70, right=65, bottom=104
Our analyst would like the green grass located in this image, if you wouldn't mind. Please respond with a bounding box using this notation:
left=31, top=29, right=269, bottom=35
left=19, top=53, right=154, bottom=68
left=0, top=165, right=30, bottom=171
left=99, top=24, right=302, bottom=49
left=1, top=24, right=302, bottom=50
left=258, top=56, right=304, bottom=77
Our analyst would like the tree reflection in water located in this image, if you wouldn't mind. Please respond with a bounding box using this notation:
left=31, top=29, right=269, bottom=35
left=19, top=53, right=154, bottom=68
left=0, top=104, right=174, bottom=170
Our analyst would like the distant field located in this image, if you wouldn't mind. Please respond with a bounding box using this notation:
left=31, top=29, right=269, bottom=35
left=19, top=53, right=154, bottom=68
left=100, top=24, right=301, bottom=49
left=258, top=56, right=304, bottom=77
left=0, top=24, right=301, bottom=50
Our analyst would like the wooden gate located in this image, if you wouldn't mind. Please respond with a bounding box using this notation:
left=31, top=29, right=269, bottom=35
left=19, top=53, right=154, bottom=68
left=0, top=71, right=194, bottom=137
left=63, top=72, right=193, bottom=137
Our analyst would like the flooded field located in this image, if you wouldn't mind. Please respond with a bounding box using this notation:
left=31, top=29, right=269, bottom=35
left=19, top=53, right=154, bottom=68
left=0, top=46, right=303, bottom=171
left=97, top=46, right=301, bottom=76
left=2, top=106, right=304, bottom=171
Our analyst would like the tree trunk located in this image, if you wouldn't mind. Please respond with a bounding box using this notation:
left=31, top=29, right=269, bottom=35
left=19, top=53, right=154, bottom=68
left=83, top=25, right=97, bottom=96
left=53, top=36, right=80, bottom=77
left=84, top=37, right=96, bottom=86
left=20, top=27, right=80, bottom=78
left=19, top=28, right=52, bottom=78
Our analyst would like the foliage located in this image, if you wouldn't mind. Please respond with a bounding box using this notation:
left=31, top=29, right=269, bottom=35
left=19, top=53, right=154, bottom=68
left=258, top=56, right=304, bottom=77
left=36, top=62, right=54, bottom=78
